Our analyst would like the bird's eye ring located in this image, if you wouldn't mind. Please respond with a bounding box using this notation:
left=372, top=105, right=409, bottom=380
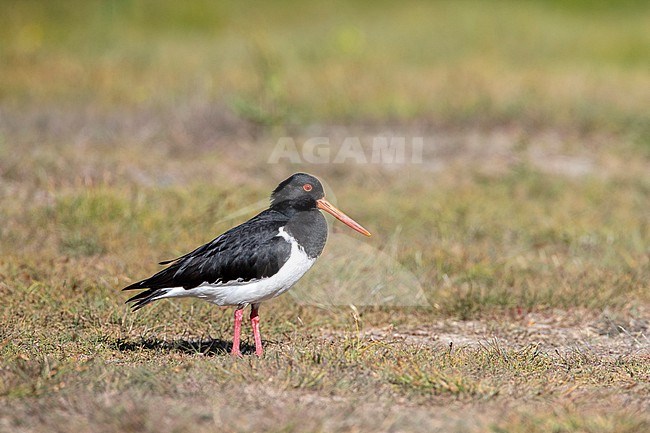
left=303, top=183, right=313, bottom=192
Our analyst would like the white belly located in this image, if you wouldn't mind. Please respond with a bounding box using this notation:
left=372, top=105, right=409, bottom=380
left=153, top=229, right=316, bottom=307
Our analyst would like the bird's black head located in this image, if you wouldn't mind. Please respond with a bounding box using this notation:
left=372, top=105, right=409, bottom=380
left=270, top=173, right=371, bottom=237
left=270, top=173, right=324, bottom=210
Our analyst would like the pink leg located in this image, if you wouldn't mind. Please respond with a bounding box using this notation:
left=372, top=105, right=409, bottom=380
left=250, top=305, right=263, bottom=357
left=231, top=308, right=244, bottom=357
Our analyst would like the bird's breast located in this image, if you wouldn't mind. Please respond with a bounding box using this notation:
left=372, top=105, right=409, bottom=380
left=284, top=210, right=328, bottom=259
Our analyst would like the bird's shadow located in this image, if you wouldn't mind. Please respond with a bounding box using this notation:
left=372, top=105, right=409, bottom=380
left=115, top=337, right=257, bottom=357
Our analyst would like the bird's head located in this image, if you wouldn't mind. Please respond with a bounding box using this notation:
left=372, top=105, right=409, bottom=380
left=271, top=173, right=371, bottom=237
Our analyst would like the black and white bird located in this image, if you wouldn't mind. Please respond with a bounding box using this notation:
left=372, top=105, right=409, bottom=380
left=123, top=173, right=371, bottom=356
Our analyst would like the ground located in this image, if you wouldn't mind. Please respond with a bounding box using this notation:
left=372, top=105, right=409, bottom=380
left=1, top=1, right=649, bottom=432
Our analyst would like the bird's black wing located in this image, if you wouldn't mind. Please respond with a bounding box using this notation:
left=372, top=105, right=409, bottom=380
left=123, top=209, right=292, bottom=292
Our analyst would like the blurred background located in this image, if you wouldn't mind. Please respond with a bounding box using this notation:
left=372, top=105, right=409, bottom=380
left=2, top=1, right=648, bottom=128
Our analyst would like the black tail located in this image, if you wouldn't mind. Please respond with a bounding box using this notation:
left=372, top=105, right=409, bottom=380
left=124, top=287, right=170, bottom=311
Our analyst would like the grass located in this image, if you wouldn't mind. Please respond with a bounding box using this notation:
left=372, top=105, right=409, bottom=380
left=1, top=1, right=649, bottom=432
left=2, top=1, right=649, bottom=135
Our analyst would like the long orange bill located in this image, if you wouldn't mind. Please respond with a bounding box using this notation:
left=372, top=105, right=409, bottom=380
left=316, top=198, right=371, bottom=237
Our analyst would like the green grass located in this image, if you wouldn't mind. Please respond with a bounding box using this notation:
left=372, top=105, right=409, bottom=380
left=1, top=1, right=649, bottom=432
left=2, top=1, right=649, bottom=136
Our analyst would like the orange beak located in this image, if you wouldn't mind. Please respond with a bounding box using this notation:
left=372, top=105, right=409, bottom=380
left=317, top=198, right=371, bottom=237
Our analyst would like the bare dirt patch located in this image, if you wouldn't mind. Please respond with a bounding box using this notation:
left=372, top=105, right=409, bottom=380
left=360, top=309, right=649, bottom=357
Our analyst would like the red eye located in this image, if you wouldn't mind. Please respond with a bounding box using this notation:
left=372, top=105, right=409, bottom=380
left=303, top=183, right=313, bottom=192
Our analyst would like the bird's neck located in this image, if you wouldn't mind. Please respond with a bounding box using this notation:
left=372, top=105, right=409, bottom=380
left=270, top=199, right=313, bottom=216
left=284, top=209, right=328, bottom=259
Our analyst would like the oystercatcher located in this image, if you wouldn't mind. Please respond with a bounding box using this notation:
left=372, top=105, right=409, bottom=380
left=123, top=173, right=371, bottom=356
